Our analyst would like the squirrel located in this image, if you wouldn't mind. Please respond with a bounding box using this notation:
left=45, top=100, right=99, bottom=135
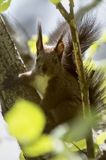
left=19, top=15, right=106, bottom=132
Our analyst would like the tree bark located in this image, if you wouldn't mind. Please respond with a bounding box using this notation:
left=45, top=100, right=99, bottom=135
left=0, top=15, right=40, bottom=114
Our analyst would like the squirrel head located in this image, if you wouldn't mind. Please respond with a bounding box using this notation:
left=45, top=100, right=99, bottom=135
left=35, top=24, right=64, bottom=77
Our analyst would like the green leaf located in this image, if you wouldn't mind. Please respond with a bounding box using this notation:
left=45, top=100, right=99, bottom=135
left=62, top=114, right=97, bottom=142
left=63, top=117, right=96, bottom=142
left=19, top=152, right=25, bottom=160
left=52, top=112, right=97, bottom=143
left=51, top=154, right=68, bottom=160
left=0, top=0, right=11, bottom=13
left=49, top=0, right=61, bottom=5
left=51, top=152, right=83, bottom=160
left=65, top=139, right=86, bottom=151
left=22, top=135, right=54, bottom=157
left=96, top=131, right=106, bottom=145
left=5, top=99, right=46, bottom=145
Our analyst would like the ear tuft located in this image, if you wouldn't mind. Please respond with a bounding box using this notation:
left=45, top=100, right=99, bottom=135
left=36, top=23, right=44, bottom=54
left=55, top=34, right=64, bottom=58
left=56, top=41, right=64, bottom=55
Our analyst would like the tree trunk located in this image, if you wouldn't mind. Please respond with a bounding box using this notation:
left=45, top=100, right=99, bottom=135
left=0, top=15, right=40, bottom=114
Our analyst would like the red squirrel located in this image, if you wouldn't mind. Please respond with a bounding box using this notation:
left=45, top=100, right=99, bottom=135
left=19, top=15, right=106, bottom=132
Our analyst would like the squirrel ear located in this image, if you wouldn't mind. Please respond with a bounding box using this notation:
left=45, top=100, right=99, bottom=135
left=36, top=24, right=44, bottom=54
left=55, top=35, right=64, bottom=59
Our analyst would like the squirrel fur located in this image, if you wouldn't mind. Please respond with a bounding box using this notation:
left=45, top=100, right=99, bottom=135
left=19, top=15, right=106, bottom=132
left=48, top=15, right=106, bottom=125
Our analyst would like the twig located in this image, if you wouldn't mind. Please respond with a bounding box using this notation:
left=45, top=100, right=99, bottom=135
left=56, top=2, right=69, bottom=23
left=69, top=1, right=95, bottom=157
left=68, top=1, right=89, bottom=118
left=55, top=0, right=96, bottom=158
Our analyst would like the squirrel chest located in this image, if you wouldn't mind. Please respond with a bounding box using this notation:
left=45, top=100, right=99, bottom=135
left=30, top=75, right=51, bottom=98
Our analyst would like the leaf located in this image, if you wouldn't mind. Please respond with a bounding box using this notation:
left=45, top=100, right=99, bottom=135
left=96, top=131, right=106, bottom=145
left=49, top=0, right=61, bottom=5
left=62, top=114, right=97, bottom=142
left=19, top=152, right=25, bottom=160
left=0, top=0, right=11, bottom=13
left=52, top=112, right=97, bottom=143
left=65, top=139, right=86, bottom=151
left=51, top=154, right=68, bottom=160
left=51, top=152, right=83, bottom=160
left=22, top=135, right=54, bottom=157
left=5, top=99, right=46, bottom=145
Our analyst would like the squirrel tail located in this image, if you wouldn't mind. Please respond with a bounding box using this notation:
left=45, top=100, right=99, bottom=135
left=49, top=14, right=106, bottom=129
left=63, top=14, right=100, bottom=76
left=49, top=14, right=100, bottom=77
left=85, top=60, right=106, bottom=130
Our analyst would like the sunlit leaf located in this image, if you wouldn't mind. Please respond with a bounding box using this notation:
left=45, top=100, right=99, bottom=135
left=94, top=143, right=100, bottom=154
left=22, top=135, right=54, bottom=157
left=51, top=152, right=83, bottom=160
left=96, top=131, right=106, bottom=145
left=51, top=154, right=68, bottom=160
left=5, top=99, right=46, bottom=145
left=50, top=0, right=61, bottom=5
left=65, top=139, right=86, bottom=151
left=19, top=152, right=25, bottom=160
left=0, top=0, right=11, bottom=13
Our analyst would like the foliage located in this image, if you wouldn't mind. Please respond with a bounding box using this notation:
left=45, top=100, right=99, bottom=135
left=5, top=99, right=46, bottom=145
left=62, top=114, right=97, bottom=142
left=20, top=152, right=25, bottom=160
left=4, top=100, right=59, bottom=158
left=22, top=135, right=54, bottom=157
left=3, top=99, right=106, bottom=159
left=52, top=113, right=96, bottom=152
left=50, top=0, right=61, bottom=5
left=96, top=131, right=106, bottom=145
left=0, top=0, right=11, bottom=13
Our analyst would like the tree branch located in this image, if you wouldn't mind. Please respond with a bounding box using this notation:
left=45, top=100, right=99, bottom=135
left=0, top=15, right=41, bottom=114
left=56, top=2, right=69, bottom=23
left=55, top=0, right=96, bottom=158
left=0, top=15, right=42, bottom=160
